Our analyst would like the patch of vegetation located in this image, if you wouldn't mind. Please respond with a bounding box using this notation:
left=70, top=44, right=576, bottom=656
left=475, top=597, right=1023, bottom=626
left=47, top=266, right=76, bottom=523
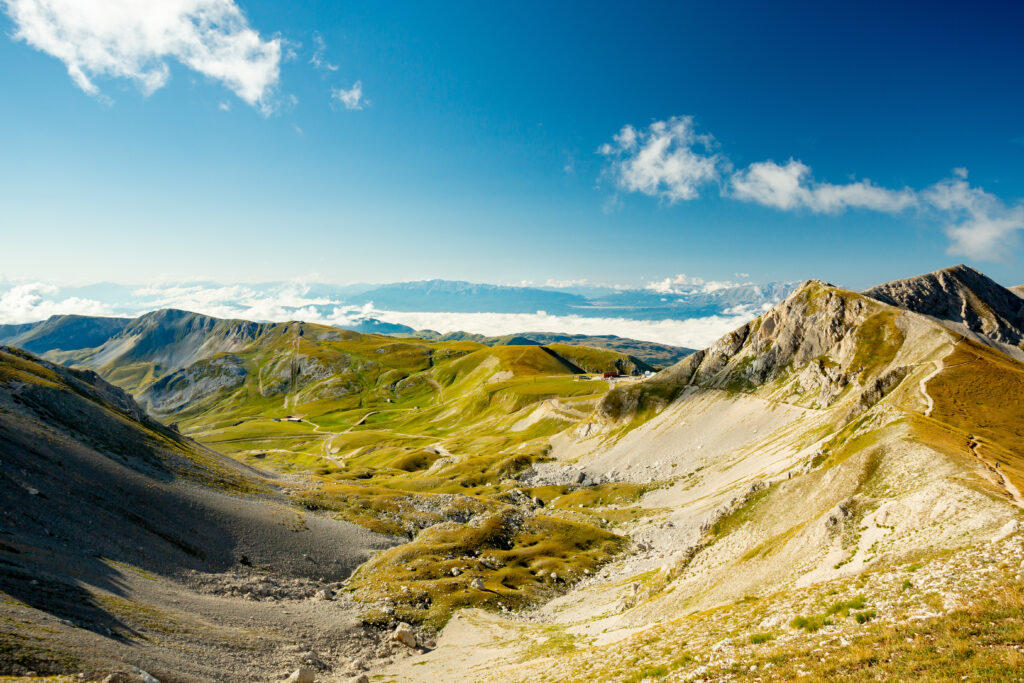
left=709, top=486, right=771, bottom=538
left=854, top=609, right=876, bottom=624
left=348, top=508, right=625, bottom=630
left=749, top=632, right=774, bottom=644
left=791, top=614, right=832, bottom=632
left=826, top=595, right=868, bottom=618
left=0, top=630, right=80, bottom=676
left=850, top=311, right=904, bottom=379
left=625, top=664, right=669, bottom=682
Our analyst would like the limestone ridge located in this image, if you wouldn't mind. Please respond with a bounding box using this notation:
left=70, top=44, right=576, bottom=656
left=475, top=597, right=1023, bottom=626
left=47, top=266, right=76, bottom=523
left=863, top=264, right=1024, bottom=352
left=598, top=280, right=910, bottom=422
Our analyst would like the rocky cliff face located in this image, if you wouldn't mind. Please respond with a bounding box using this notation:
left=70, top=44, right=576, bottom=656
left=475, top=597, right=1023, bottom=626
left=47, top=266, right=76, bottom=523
left=140, top=353, right=249, bottom=414
left=863, top=264, right=1024, bottom=349
left=598, top=281, right=913, bottom=422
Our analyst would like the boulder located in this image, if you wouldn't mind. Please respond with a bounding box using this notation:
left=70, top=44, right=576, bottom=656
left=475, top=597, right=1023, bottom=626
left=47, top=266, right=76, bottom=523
left=284, top=667, right=315, bottom=683
left=391, top=622, right=417, bottom=648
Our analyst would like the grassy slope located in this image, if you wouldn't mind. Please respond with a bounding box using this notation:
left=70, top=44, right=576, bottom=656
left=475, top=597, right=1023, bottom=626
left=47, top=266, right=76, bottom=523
left=921, top=337, right=1024, bottom=494
left=98, top=331, right=639, bottom=629
left=0, top=346, right=266, bottom=495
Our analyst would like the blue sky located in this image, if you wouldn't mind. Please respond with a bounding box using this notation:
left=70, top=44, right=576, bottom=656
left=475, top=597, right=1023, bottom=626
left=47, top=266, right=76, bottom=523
left=1, top=0, right=1023, bottom=291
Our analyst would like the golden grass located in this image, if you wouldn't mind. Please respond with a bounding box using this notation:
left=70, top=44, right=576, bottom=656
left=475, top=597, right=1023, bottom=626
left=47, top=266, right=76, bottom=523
left=923, top=338, right=1024, bottom=493
left=348, top=510, right=625, bottom=630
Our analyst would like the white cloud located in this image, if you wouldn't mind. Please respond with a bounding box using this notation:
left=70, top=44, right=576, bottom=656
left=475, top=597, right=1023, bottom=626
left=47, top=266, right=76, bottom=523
left=0, top=283, right=111, bottom=324
left=332, top=80, right=365, bottom=110
left=645, top=274, right=751, bottom=296
left=309, top=32, right=338, bottom=71
left=3, top=0, right=281, bottom=109
left=129, top=281, right=335, bottom=322
left=730, top=159, right=917, bottom=213
left=923, top=176, right=1024, bottom=261
left=599, top=116, right=725, bottom=203
left=728, top=161, right=1021, bottom=260
left=599, top=114, right=1024, bottom=261
left=350, top=308, right=757, bottom=349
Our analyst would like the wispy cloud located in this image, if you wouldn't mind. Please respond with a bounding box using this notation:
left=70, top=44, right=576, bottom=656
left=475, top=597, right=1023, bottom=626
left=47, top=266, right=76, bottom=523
left=2, top=0, right=281, bottom=110
left=599, top=116, right=726, bottom=203
left=600, top=115, right=1024, bottom=261
left=923, top=172, right=1024, bottom=261
left=332, top=80, right=365, bottom=110
left=309, top=32, right=338, bottom=72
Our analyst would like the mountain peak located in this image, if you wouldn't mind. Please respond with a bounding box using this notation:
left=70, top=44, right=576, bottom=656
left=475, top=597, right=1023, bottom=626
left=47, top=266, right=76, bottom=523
left=863, top=264, right=1024, bottom=354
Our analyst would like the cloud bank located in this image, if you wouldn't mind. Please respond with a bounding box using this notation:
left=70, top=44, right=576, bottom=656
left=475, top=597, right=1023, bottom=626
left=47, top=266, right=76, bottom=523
left=354, top=307, right=764, bottom=350
left=3, top=0, right=281, bottom=108
left=601, top=117, right=1024, bottom=261
left=0, top=282, right=113, bottom=323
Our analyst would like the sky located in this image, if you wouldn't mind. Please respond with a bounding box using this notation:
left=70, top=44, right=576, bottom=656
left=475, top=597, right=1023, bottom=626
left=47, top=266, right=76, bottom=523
left=1, top=0, right=1023, bottom=293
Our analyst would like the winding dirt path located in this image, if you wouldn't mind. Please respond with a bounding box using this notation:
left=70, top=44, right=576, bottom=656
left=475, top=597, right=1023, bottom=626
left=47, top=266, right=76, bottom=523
left=968, top=435, right=1024, bottom=508
left=919, top=361, right=942, bottom=418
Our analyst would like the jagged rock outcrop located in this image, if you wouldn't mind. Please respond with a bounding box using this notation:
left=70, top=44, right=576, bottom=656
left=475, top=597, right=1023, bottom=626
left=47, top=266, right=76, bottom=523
left=598, top=281, right=909, bottom=421
left=863, top=264, right=1024, bottom=350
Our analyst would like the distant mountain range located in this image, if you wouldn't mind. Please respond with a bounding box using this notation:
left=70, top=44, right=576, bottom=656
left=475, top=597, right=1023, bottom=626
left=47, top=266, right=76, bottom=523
left=339, top=279, right=798, bottom=320
left=0, top=277, right=796, bottom=321
left=0, top=276, right=797, bottom=352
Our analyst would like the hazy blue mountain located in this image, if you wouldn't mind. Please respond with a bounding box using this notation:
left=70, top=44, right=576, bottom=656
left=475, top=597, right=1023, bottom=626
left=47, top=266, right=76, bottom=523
left=346, top=280, right=589, bottom=314
left=0, top=315, right=131, bottom=354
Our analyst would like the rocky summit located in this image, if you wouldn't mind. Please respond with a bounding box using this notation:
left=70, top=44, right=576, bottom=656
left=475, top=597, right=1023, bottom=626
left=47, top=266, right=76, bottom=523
left=2, top=266, right=1024, bottom=682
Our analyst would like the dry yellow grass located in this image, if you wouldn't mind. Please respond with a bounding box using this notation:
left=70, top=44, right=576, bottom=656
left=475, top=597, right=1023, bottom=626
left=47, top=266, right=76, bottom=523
left=926, top=338, right=1024, bottom=493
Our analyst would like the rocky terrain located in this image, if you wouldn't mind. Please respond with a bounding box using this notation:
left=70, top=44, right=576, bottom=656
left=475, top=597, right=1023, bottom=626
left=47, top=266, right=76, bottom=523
left=2, top=265, right=1024, bottom=681
left=864, top=264, right=1024, bottom=358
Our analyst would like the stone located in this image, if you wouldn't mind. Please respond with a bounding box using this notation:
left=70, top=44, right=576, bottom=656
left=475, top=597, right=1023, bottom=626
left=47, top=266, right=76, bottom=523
left=284, top=667, right=315, bottom=683
left=470, top=577, right=485, bottom=590
left=132, top=669, right=161, bottom=683
left=314, top=589, right=333, bottom=600
left=391, top=621, right=417, bottom=648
